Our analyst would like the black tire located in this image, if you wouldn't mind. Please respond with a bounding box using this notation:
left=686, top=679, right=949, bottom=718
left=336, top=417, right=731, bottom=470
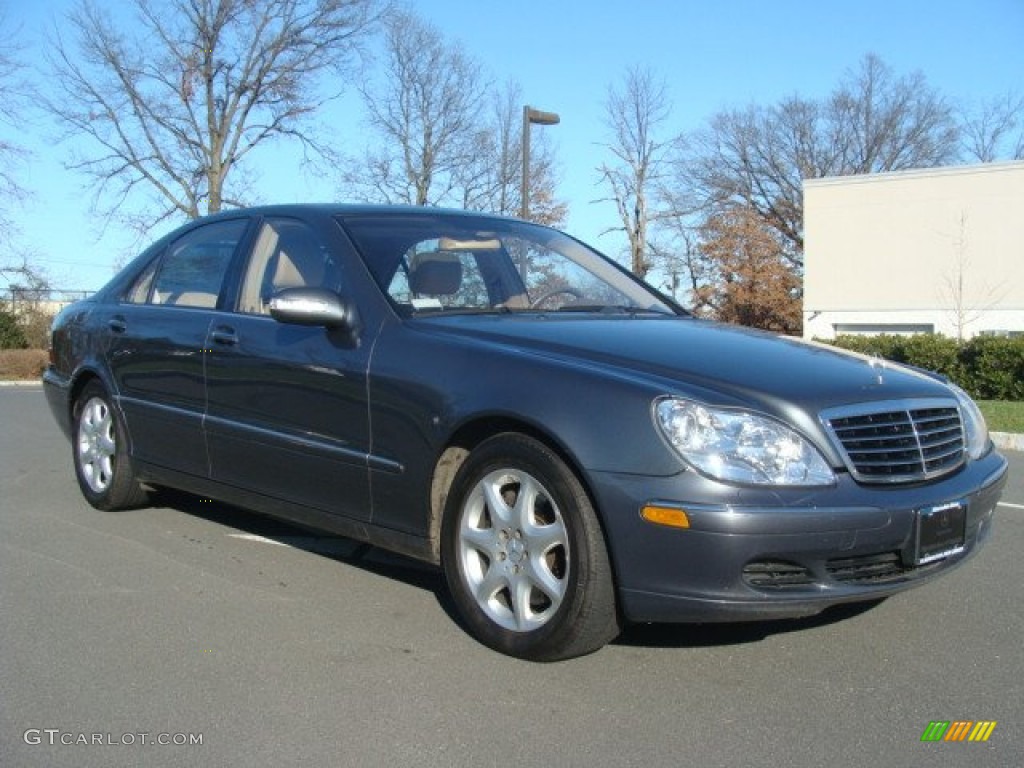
left=441, top=433, right=619, bottom=661
left=72, top=381, right=147, bottom=511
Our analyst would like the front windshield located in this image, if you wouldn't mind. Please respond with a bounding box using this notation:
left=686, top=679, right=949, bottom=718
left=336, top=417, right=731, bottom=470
left=338, top=212, right=677, bottom=316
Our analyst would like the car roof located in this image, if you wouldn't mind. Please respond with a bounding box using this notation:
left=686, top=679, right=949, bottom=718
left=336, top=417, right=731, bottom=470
left=93, top=203, right=537, bottom=301
left=195, top=203, right=522, bottom=224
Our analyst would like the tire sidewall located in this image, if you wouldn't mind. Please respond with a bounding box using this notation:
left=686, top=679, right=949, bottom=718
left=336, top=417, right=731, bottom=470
left=72, top=382, right=139, bottom=510
left=441, top=433, right=607, bottom=660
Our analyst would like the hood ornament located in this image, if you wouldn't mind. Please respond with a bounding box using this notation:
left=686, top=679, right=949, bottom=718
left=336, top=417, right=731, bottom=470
left=868, top=355, right=886, bottom=385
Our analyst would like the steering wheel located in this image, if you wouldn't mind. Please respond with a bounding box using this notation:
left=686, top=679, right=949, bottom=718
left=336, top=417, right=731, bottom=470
left=529, top=286, right=584, bottom=309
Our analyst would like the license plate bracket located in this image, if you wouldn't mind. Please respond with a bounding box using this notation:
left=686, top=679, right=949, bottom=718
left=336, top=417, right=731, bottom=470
left=914, top=501, right=967, bottom=565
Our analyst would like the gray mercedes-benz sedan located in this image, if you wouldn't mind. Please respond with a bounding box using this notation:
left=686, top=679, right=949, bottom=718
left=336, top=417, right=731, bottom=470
left=43, top=205, right=1008, bottom=660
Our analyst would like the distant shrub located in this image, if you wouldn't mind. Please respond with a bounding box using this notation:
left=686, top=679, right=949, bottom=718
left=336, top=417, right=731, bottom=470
left=0, top=307, right=28, bottom=350
left=899, top=334, right=964, bottom=382
left=823, top=334, right=1024, bottom=401
left=826, top=334, right=896, bottom=359
left=958, top=336, right=1024, bottom=401
left=0, top=349, right=48, bottom=379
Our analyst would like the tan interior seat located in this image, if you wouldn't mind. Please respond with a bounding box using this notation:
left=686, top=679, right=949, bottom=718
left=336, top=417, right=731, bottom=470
left=408, top=251, right=462, bottom=296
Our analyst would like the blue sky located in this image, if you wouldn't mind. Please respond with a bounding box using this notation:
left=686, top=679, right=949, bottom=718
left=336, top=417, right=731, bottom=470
left=3, top=0, right=1023, bottom=292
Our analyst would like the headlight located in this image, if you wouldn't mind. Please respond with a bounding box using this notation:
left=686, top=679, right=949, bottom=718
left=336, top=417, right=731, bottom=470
left=949, top=384, right=990, bottom=460
left=655, top=398, right=835, bottom=486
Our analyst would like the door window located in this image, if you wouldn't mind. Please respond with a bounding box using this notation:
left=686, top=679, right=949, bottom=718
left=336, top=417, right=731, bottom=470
left=149, top=219, right=247, bottom=308
left=238, top=219, right=342, bottom=315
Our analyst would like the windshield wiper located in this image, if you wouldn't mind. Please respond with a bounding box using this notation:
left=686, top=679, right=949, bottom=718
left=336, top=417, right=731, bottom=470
left=411, top=305, right=513, bottom=316
left=554, top=304, right=671, bottom=316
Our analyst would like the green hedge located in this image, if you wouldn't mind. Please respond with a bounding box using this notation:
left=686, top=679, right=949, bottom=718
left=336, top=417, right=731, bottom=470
left=0, top=307, right=28, bottom=350
left=822, top=334, right=1024, bottom=401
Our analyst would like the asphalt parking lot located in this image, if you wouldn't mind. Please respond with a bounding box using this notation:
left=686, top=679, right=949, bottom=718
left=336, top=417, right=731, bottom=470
left=1, top=385, right=1021, bottom=768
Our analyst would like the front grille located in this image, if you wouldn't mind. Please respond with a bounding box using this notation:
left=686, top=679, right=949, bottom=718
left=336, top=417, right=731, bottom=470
left=826, top=552, right=908, bottom=584
left=742, top=561, right=814, bottom=590
left=826, top=551, right=948, bottom=585
left=744, top=549, right=951, bottom=592
left=823, top=400, right=964, bottom=484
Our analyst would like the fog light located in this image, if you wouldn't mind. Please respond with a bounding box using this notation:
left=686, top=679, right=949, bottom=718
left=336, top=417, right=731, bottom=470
left=641, top=504, right=690, bottom=529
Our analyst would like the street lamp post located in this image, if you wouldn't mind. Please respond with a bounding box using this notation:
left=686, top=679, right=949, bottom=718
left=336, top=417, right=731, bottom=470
left=520, top=105, right=560, bottom=220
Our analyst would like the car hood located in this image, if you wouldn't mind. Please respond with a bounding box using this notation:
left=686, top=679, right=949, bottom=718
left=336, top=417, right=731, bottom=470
left=411, top=313, right=954, bottom=413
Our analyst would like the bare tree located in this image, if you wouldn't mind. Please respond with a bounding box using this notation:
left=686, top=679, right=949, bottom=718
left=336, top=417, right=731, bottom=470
left=44, top=0, right=381, bottom=232
left=940, top=212, right=1003, bottom=341
left=943, top=213, right=974, bottom=341
left=828, top=55, right=960, bottom=173
left=0, top=9, right=51, bottom=306
left=1, top=257, right=58, bottom=348
left=455, top=82, right=566, bottom=226
left=597, top=66, right=680, bottom=278
left=520, top=145, right=567, bottom=228
left=959, top=91, right=1024, bottom=162
left=453, top=82, right=518, bottom=215
left=345, top=8, right=485, bottom=206
left=652, top=219, right=713, bottom=313
left=0, top=9, right=29, bottom=246
left=677, top=54, right=960, bottom=269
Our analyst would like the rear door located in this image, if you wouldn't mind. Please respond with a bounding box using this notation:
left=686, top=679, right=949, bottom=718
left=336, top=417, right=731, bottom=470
left=203, top=216, right=374, bottom=520
left=105, top=217, right=249, bottom=476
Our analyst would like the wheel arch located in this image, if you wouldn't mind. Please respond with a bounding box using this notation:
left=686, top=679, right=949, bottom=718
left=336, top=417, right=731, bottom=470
left=66, top=367, right=135, bottom=459
left=427, top=415, right=614, bottom=577
left=68, top=368, right=105, bottom=418
left=68, top=369, right=148, bottom=510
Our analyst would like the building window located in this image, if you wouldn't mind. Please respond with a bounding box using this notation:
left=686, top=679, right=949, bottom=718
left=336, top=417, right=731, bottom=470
left=833, top=323, right=934, bottom=336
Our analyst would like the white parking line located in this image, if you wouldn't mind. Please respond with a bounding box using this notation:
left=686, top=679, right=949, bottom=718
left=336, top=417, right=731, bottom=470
left=227, top=532, right=289, bottom=546
left=225, top=531, right=368, bottom=558
left=998, top=502, right=1024, bottom=510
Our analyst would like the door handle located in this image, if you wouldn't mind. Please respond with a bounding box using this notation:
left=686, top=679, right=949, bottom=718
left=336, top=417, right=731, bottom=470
left=210, top=327, right=239, bottom=346
left=108, top=316, right=127, bottom=333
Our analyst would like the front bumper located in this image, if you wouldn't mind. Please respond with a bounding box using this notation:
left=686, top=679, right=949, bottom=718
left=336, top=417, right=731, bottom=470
left=590, top=450, right=1008, bottom=623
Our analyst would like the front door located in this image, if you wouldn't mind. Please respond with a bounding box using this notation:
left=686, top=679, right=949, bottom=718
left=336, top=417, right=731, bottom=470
left=203, top=216, right=373, bottom=521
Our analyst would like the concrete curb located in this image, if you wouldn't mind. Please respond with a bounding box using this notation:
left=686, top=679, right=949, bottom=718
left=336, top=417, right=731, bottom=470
left=991, top=432, right=1024, bottom=453
left=0, top=380, right=42, bottom=388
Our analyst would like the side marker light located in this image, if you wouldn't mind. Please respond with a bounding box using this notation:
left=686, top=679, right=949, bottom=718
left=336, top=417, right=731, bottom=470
left=641, top=504, right=691, bottom=529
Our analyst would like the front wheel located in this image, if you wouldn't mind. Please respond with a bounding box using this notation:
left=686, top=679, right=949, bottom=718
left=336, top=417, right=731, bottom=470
left=72, top=381, right=147, bottom=510
left=441, top=433, right=619, bottom=661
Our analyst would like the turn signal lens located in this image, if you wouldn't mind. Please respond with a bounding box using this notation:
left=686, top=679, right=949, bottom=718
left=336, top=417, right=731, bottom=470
left=641, top=504, right=691, bottom=529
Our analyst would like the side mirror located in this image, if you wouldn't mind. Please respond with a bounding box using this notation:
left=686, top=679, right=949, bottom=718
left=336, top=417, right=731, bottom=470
left=269, top=287, right=362, bottom=339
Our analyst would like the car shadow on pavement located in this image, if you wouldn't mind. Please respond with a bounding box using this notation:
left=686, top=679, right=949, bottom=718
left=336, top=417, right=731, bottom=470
left=147, top=487, right=449, bottom=597
left=614, top=599, right=885, bottom=649
left=148, top=487, right=885, bottom=652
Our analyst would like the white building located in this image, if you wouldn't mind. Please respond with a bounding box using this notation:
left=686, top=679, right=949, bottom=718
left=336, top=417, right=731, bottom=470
left=803, top=161, right=1024, bottom=340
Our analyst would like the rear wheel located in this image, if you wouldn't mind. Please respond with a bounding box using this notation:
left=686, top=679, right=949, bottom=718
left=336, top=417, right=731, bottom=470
left=441, top=433, right=619, bottom=661
left=73, top=381, right=147, bottom=510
